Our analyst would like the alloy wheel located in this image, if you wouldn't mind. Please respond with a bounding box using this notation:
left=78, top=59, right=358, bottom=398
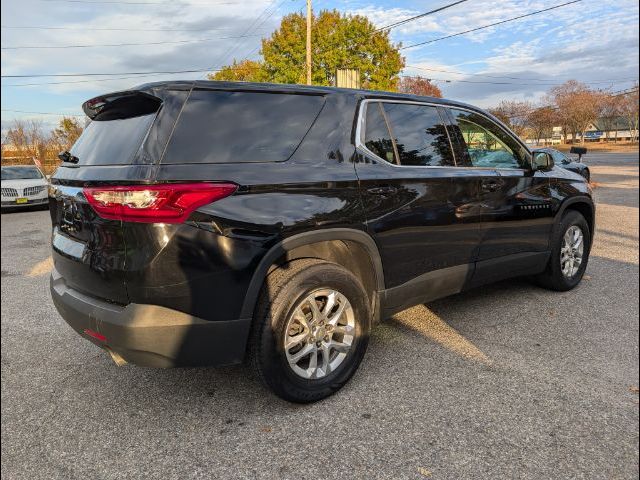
left=284, top=288, right=355, bottom=379
left=560, top=225, right=584, bottom=278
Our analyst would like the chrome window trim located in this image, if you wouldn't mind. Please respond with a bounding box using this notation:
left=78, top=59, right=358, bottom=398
left=355, top=99, right=460, bottom=170
left=355, top=98, right=533, bottom=172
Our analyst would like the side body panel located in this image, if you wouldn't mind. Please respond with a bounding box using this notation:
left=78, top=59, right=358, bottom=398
left=353, top=100, right=484, bottom=314
left=442, top=105, right=557, bottom=286
left=475, top=168, right=554, bottom=261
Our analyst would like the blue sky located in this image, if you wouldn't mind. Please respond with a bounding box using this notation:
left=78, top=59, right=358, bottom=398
left=1, top=0, right=639, bottom=131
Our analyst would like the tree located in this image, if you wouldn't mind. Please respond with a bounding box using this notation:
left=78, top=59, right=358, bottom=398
left=548, top=80, right=602, bottom=144
left=619, top=84, right=639, bottom=143
left=598, top=91, right=623, bottom=142
left=398, top=76, right=442, bottom=97
left=0, top=130, right=8, bottom=157
left=210, top=59, right=268, bottom=82
left=4, top=119, right=49, bottom=160
left=210, top=9, right=405, bottom=91
left=527, top=106, right=556, bottom=145
left=51, top=117, right=84, bottom=151
left=489, top=100, right=533, bottom=138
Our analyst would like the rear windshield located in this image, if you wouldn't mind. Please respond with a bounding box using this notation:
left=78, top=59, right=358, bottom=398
left=69, top=114, right=155, bottom=165
left=162, top=90, right=325, bottom=164
left=1, top=166, right=43, bottom=180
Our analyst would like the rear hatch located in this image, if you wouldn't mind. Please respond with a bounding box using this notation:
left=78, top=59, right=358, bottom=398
left=50, top=83, right=324, bottom=311
left=49, top=89, right=167, bottom=304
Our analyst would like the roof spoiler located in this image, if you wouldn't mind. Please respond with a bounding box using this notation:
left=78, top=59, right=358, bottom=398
left=82, top=90, right=162, bottom=121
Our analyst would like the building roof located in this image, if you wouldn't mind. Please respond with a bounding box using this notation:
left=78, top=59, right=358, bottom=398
left=591, top=116, right=632, bottom=131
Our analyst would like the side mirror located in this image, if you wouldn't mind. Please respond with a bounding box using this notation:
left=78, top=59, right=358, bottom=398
left=532, top=151, right=554, bottom=171
left=569, top=146, right=587, bottom=162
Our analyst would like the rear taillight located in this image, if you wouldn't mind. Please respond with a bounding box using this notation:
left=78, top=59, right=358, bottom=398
left=83, top=183, right=237, bottom=223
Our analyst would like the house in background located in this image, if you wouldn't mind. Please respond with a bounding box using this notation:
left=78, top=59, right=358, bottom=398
left=525, top=117, right=638, bottom=145
left=580, top=117, right=638, bottom=143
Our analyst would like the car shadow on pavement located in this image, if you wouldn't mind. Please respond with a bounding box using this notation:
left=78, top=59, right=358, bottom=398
left=69, top=253, right=636, bottom=419
left=1, top=204, right=49, bottom=214
left=83, top=277, right=538, bottom=411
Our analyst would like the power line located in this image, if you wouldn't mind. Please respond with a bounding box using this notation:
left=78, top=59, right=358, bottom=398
left=376, top=0, right=469, bottom=32
left=2, top=73, right=178, bottom=87
left=1, top=25, right=240, bottom=32
left=1, top=68, right=219, bottom=78
left=401, top=0, right=582, bottom=50
left=1, top=33, right=266, bottom=50
left=1, top=109, right=84, bottom=117
left=503, top=87, right=639, bottom=119
left=610, top=87, right=639, bottom=98
left=400, top=74, right=638, bottom=87
left=403, top=67, right=639, bottom=86
left=406, top=64, right=554, bottom=82
left=38, top=0, right=238, bottom=5
left=205, top=0, right=287, bottom=79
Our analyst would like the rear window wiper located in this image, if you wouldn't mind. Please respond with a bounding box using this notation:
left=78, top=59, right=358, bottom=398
left=58, top=150, right=79, bottom=164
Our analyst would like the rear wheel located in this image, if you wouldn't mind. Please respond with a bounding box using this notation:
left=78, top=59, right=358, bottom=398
left=537, top=210, right=591, bottom=291
left=249, top=259, right=371, bottom=403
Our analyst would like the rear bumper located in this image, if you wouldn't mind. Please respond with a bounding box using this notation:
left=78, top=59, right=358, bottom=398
left=50, top=268, right=252, bottom=368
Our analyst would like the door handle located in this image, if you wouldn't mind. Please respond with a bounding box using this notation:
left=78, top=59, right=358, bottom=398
left=367, top=186, right=397, bottom=195
left=481, top=179, right=504, bottom=192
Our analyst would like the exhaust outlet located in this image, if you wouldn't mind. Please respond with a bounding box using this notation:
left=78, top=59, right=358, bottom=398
left=106, top=348, right=128, bottom=367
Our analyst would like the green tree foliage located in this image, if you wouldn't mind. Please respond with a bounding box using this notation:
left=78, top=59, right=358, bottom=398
left=211, top=10, right=405, bottom=91
left=210, top=59, right=268, bottom=82
left=51, top=117, right=84, bottom=151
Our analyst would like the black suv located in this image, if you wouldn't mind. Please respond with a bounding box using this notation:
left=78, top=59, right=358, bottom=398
left=49, top=82, right=595, bottom=402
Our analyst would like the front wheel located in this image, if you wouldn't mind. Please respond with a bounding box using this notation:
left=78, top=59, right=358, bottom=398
left=249, top=259, right=371, bottom=403
left=537, top=210, right=591, bottom=291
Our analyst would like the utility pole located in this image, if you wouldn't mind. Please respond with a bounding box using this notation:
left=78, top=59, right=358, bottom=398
left=306, top=0, right=312, bottom=85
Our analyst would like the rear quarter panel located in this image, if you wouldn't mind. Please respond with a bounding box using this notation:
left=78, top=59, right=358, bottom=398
left=124, top=93, right=367, bottom=322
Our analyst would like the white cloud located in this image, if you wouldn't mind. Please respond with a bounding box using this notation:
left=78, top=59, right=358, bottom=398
left=1, top=0, right=638, bottom=123
left=1, top=0, right=280, bottom=95
left=392, top=0, right=639, bottom=106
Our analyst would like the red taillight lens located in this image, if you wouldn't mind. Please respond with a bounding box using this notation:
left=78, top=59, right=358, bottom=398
left=83, top=183, right=237, bottom=223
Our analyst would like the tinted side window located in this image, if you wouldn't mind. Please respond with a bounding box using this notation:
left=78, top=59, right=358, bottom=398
left=363, top=102, right=397, bottom=164
left=163, top=90, right=325, bottom=164
left=449, top=108, right=529, bottom=169
left=382, top=103, right=455, bottom=167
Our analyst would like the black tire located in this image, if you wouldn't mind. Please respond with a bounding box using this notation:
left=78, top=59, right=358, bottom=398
left=249, top=258, right=371, bottom=403
left=537, top=210, right=591, bottom=291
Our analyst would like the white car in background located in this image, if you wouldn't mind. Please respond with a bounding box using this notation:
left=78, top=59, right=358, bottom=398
left=1, top=165, right=49, bottom=210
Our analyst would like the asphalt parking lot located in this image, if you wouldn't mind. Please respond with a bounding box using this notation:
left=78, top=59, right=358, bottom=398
left=2, top=152, right=638, bottom=479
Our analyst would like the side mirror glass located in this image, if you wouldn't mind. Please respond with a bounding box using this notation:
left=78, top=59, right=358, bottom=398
left=532, top=151, right=554, bottom=171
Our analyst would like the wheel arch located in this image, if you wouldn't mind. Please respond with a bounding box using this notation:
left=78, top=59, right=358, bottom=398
left=557, top=196, right=595, bottom=237
left=239, top=228, right=385, bottom=322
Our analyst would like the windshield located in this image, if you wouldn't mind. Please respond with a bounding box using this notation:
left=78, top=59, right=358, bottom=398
left=549, top=149, right=570, bottom=164
left=1, top=166, right=44, bottom=180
